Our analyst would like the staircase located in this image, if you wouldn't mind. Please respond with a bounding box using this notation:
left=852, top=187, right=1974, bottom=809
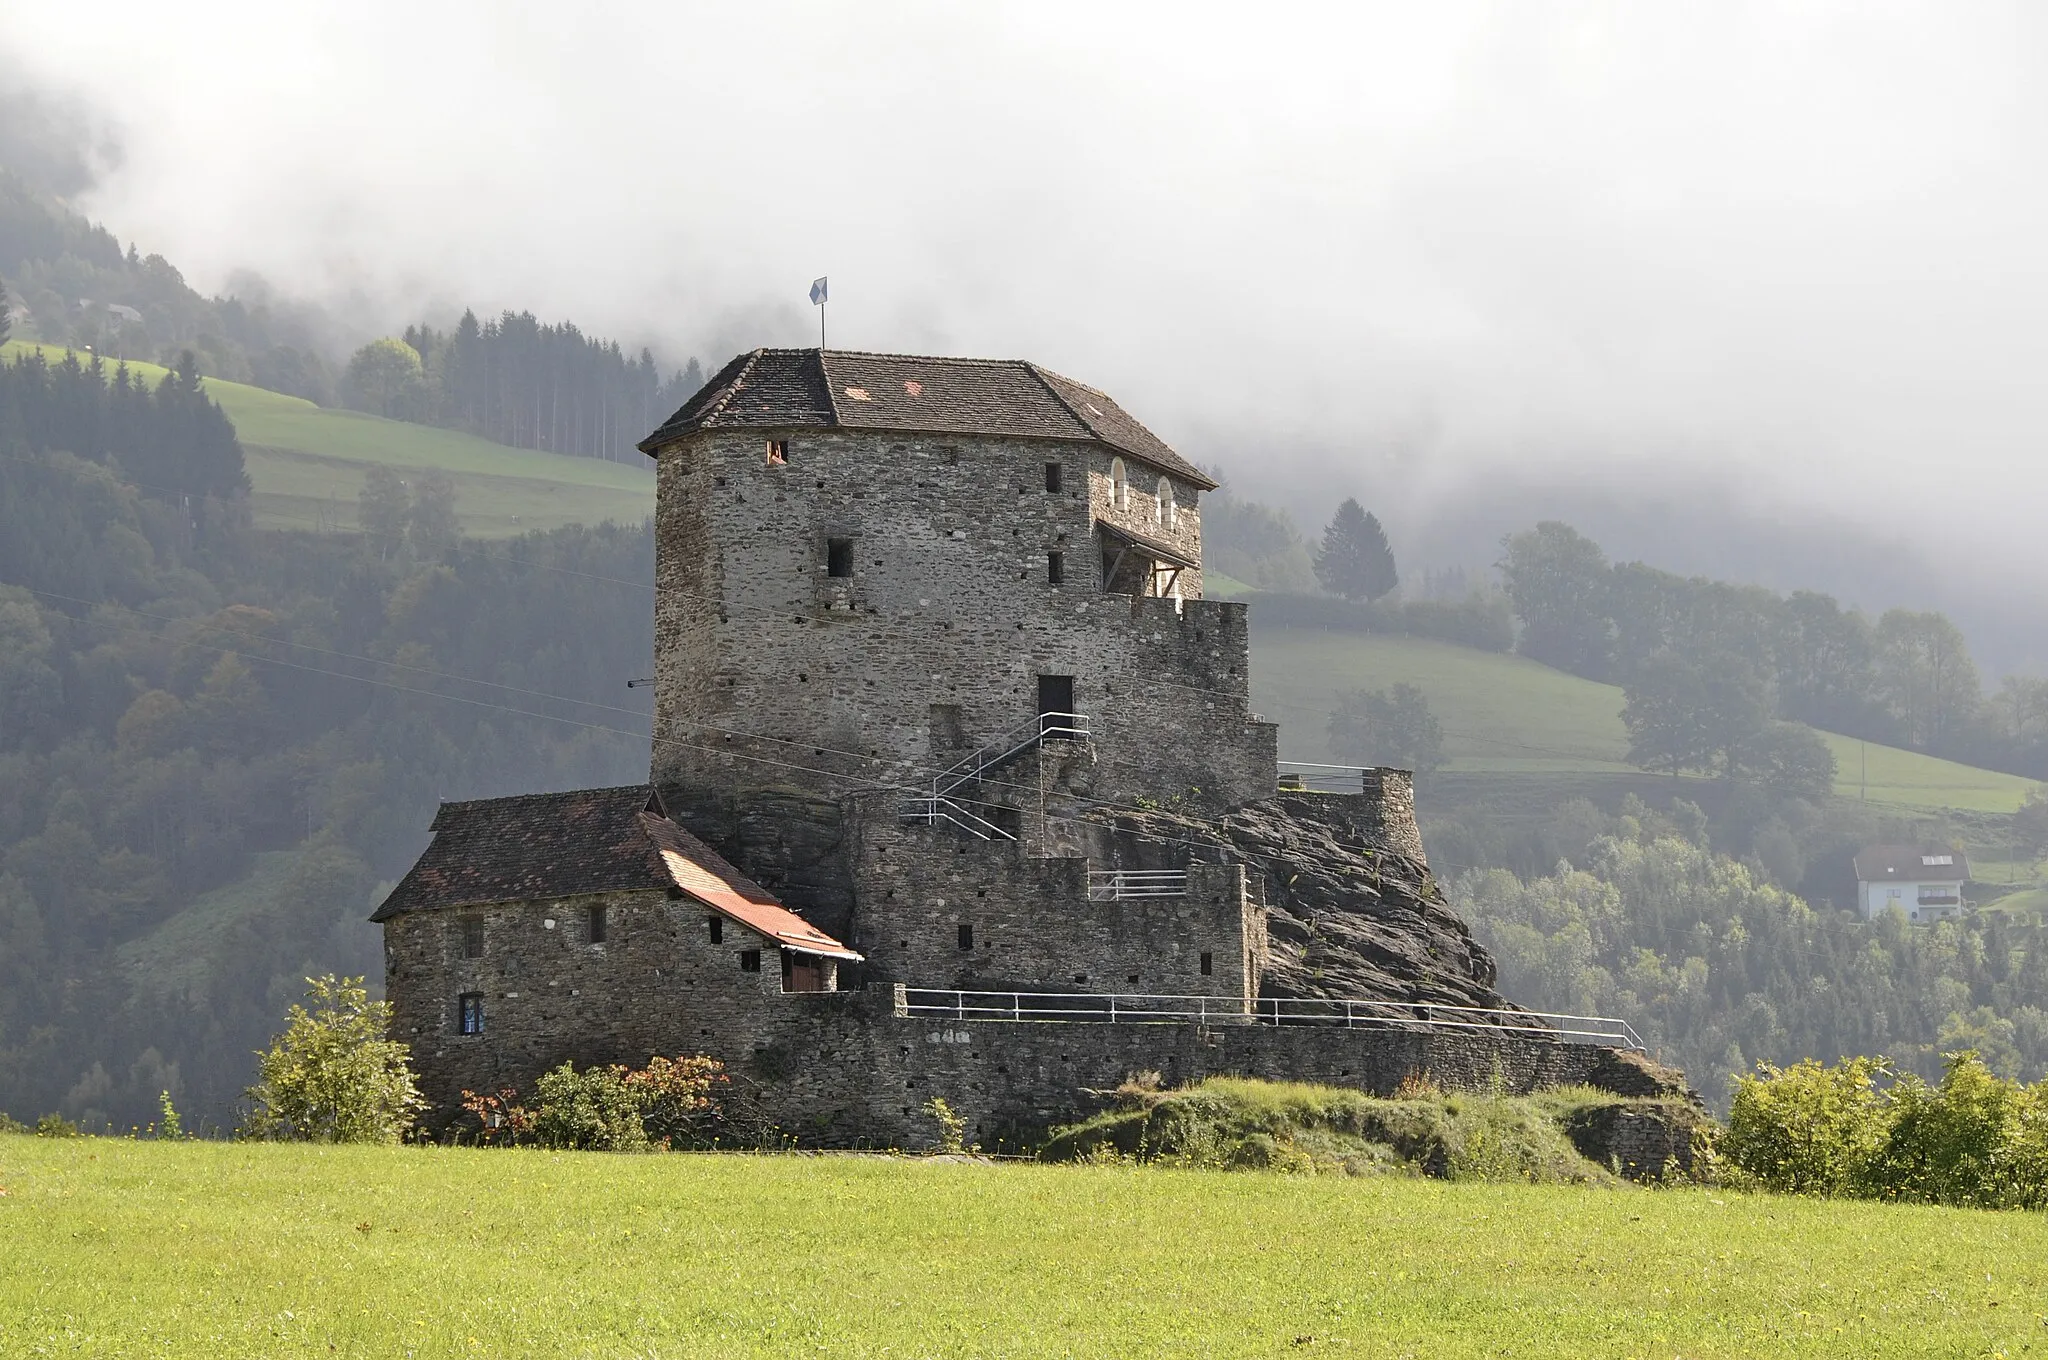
left=900, top=711, right=1091, bottom=839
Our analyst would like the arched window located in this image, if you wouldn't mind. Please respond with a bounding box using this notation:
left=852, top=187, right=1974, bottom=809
left=1110, top=458, right=1127, bottom=510
left=1158, top=477, right=1175, bottom=527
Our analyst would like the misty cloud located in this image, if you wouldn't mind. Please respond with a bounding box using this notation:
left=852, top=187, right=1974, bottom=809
left=5, top=3, right=2047, bottom=633
left=0, top=51, right=123, bottom=197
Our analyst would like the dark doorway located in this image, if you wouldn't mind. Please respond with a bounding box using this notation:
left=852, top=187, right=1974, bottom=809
left=827, top=537, right=854, bottom=578
left=1037, top=674, right=1075, bottom=720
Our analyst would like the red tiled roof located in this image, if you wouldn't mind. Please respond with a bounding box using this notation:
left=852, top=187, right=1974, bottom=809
left=370, top=785, right=860, bottom=961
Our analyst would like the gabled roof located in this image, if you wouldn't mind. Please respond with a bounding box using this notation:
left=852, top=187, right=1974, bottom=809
left=1853, top=844, right=1971, bottom=882
left=637, top=348, right=1215, bottom=490
left=370, top=785, right=859, bottom=960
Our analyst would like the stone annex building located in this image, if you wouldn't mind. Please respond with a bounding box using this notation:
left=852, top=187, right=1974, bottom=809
left=375, top=348, right=1681, bottom=1148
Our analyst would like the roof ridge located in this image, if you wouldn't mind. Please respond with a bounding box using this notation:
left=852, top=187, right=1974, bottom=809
left=1022, top=359, right=1099, bottom=435
left=698, top=348, right=764, bottom=426
left=815, top=349, right=844, bottom=425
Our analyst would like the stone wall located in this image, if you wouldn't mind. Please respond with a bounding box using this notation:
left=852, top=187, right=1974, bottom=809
left=845, top=791, right=1262, bottom=1005
left=649, top=427, right=1272, bottom=815
left=391, top=896, right=1683, bottom=1150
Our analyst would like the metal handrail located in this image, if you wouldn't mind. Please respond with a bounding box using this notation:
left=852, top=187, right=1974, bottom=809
left=1277, top=760, right=1378, bottom=793
left=897, top=988, right=1644, bottom=1050
left=1087, top=870, right=1189, bottom=901
left=898, top=796, right=1016, bottom=841
left=934, top=711, right=1091, bottom=797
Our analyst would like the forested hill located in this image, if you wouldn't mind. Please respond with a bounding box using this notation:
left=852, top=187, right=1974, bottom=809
left=0, top=348, right=653, bottom=1131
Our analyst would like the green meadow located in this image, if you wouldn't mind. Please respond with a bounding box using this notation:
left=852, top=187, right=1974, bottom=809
left=0, top=341, right=654, bottom=536
left=1253, top=628, right=2039, bottom=814
left=2, top=1135, right=2044, bottom=1358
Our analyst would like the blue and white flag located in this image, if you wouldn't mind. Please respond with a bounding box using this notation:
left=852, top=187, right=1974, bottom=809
left=809, top=277, right=828, bottom=306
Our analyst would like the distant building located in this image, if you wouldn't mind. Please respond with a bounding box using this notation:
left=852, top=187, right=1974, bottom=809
left=1853, top=844, right=1971, bottom=922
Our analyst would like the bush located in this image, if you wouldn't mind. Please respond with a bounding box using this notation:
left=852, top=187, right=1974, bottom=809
left=239, top=975, right=425, bottom=1144
left=1722, top=1056, right=1888, bottom=1196
left=460, top=1054, right=733, bottom=1152
left=1724, top=1052, right=2048, bottom=1209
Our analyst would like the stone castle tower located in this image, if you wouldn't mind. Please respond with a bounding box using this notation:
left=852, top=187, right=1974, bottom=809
left=641, top=347, right=1277, bottom=818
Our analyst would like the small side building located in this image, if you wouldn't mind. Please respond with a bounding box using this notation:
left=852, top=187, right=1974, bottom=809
left=372, top=785, right=862, bottom=1114
left=1853, top=844, right=1971, bottom=923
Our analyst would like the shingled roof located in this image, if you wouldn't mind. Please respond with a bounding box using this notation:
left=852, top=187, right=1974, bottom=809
left=637, top=348, right=1215, bottom=490
left=369, top=785, right=858, bottom=959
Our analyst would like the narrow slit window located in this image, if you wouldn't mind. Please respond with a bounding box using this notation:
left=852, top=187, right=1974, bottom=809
left=765, top=439, right=788, bottom=465
left=461, top=916, right=483, bottom=959
left=588, top=904, right=607, bottom=945
left=958, top=923, right=974, bottom=951
left=1159, top=477, right=1176, bottom=528
left=1047, top=551, right=1065, bottom=585
left=1199, top=951, right=1214, bottom=977
left=827, top=537, right=854, bottom=578
left=1110, top=457, right=1127, bottom=510
left=708, top=916, right=723, bottom=944
left=739, top=948, right=762, bottom=973
left=1044, top=461, right=1063, bottom=493
left=458, top=992, right=485, bottom=1035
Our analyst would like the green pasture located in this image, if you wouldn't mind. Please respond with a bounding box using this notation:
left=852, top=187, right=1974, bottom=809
left=0, top=341, right=654, bottom=536
left=1251, top=629, right=2038, bottom=814
left=2, top=1136, right=2043, bottom=1358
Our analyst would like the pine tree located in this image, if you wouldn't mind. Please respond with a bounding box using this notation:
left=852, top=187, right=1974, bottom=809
left=1313, top=499, right=1399, bottom=601
left=0, top=277, right=10, bottom=346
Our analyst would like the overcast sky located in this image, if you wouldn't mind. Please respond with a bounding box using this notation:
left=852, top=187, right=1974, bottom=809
left=5, top=2, right=2046, bottom=577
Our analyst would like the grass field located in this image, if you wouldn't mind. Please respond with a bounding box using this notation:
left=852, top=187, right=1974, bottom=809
left=2, top=1137, right=2044, bottom=1358
left=1, top=341, right=654, bottom=536
left=1251, top=629, right=2040, bottom=814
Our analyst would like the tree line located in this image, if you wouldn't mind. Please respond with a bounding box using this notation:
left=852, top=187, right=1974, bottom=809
left=1499, top=521, right=2043, bottom=780
left=341, top=312, right=705, bottom=463
left=0, top=361, right=653, bottom=1130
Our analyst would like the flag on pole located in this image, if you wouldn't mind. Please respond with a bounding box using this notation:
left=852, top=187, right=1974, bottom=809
left=810, top=277, right=828, bottom=306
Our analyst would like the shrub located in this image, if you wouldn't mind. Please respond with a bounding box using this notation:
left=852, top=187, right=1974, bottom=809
left=1722, top=1057, right=1888, bottom=1196
left=34, top=1113, right=81, bottom=1138
left=1724, top=1051, right=2048, bottom=1209
left=459, top=1055, right=733, bottom=1152
left=240, top=975, right=425, bottom=1144
left=530, top=1063, right=649, bottom=1152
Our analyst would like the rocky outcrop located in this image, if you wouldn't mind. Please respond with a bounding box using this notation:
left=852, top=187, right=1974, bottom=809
left=1083, top=792, right=1505, bottom=1010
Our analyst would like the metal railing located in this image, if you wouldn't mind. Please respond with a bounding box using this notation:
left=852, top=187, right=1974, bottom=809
left=897, top=988, right=1643, bottom=1050
left=1087, top=870, right=1189, bottom=901
left=934, top=711, right=1090, bottom=798
left=1277, top=760, right=1380, bottom=793
left=899, top=796, right=1015, bottom=841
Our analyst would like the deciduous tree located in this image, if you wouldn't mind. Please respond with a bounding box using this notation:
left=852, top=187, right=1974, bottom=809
left=240, top=975, right=424, bottom=1144
left=1498, top=521, right=1613, bottom=679
left=1327, top=682, right=1446, bottom=773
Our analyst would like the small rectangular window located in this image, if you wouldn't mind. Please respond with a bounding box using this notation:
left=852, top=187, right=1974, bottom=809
left=739, top=948, right=762, bottom=973
left=766, top=439, right=788, bottom=465
left=588, top=904, right=607, bottom=945
left=1047, top=551, right=1065, bottom=585
left=461, top=917, right=483, bottom=959
left=1044, top=461, right=1063, bottom=493
left=827, top=537, right=854, bottom=578
left=958, top=923, right=974, bottom=951
left=458, top=992, right=484, bottom=1035
left=708, top=916, right=723, bottom=944
left=1200, top=951, right=1214, bottom=977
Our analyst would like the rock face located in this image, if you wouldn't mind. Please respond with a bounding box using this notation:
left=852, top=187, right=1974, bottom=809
left=1083, top=791, right=1506, bottom=1010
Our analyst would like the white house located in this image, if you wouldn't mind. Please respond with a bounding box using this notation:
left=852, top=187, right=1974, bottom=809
left=1853, top=845, right=1971, bottom=923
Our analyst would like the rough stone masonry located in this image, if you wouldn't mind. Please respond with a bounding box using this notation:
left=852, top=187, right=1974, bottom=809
left=376, top=347, right=1692, bottom=1150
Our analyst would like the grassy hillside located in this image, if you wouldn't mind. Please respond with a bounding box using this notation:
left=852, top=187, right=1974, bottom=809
left=1, top=341, right=654, bottom=536
left=3, top=1137, right=2042, bottom=1358
left=1251, top=629, right=2039, bottom=814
